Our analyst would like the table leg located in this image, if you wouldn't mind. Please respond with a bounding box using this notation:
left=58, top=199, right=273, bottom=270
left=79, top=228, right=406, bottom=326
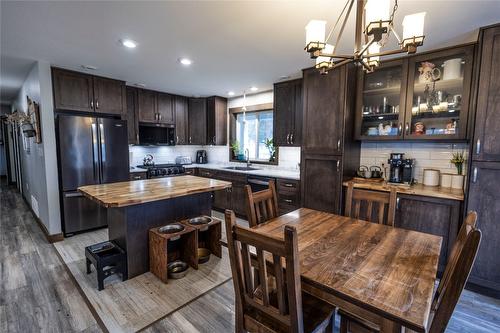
left=380, top=318, right=402, bottom=333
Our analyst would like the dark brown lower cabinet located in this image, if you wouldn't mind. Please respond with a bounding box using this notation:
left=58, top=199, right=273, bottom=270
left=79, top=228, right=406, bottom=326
left=466, top=161, right=500, bottom=297
left=394, top=194, right=461, bottom=273
left=276, top=178, right=300, bottom=215
left=301, top=154, right=342, bottom=214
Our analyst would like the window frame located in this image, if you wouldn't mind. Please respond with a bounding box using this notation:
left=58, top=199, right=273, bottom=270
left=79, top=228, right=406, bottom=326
left=229, top=102, right=278, bottom=165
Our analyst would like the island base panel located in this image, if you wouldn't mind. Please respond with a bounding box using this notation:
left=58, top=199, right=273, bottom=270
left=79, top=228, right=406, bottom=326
left=108, top=192, right=212, bottom=278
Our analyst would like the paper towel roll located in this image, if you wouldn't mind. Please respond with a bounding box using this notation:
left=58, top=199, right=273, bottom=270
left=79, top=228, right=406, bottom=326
left=423, top=169, right=440, bottom=186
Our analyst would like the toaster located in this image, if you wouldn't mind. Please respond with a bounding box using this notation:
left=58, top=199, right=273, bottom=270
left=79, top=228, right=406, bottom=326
left=175, top=156, right=192, bottom=165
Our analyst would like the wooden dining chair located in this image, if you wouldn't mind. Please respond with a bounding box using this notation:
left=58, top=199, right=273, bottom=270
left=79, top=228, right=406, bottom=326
left=225, top=210, right=335, bottom=333
left=339, top=211, right=482, bottom=333
left=245, top=180, right=279, bottom=228
left=344, top=182, right=397, bottom=226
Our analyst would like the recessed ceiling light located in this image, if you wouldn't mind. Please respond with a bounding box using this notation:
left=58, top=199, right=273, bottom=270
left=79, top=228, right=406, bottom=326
left=227, top=91, right=235, bottom=96
left=179, top=58, right=192, bottom=66
left=80, top=64, right=97, bottom=70
left=250, top=86, right=258, bottom=92
left=120, top=39, right=137, bottom=48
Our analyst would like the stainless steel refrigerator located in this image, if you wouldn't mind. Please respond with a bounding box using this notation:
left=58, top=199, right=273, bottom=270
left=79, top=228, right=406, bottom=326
left=56, top=114, right=129, bottom=235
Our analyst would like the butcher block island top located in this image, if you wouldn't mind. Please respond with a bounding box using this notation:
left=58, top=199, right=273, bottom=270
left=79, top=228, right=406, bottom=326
left=78, top=175, right=232, bottom=208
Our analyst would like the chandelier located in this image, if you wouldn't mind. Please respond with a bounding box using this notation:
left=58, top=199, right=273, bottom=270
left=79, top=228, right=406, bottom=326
left=305, top=0, right=426, bottom=74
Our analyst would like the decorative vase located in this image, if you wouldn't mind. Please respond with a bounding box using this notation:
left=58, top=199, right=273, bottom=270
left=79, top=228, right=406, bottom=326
left=455, top=164, right=463, bottom=175
left=451, top=174, right=464, bottom=190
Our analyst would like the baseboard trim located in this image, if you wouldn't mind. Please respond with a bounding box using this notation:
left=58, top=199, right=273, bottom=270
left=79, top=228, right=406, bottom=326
left=22, top=196, right=64, bottom=243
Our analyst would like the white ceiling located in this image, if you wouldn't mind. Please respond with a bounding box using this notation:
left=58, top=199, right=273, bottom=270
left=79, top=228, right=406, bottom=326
left=1, top=1, right=500, bottom=103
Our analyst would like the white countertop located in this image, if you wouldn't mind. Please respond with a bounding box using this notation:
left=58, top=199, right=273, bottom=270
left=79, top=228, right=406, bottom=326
left=129, top=164, right=300, bottom=180
left=185, top=163, right=301, bottom=180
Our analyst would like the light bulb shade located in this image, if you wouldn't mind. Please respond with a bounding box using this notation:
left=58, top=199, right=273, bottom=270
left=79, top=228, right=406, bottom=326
left=365, top=0, right=391, bottom=35
left=363, top=43, right=381, bottom=68
left=402, top=12, right=426, bottom=48
left=315, top=44, right=334, bottom=69
left=305, top=20, right=327, bottom=52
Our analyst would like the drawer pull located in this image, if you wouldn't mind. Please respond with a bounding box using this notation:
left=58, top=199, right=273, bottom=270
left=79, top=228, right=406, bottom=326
left=283, top=183, right=294, bottom=187
left=133, top=176, right=141, bottom=180
left=472, top=167, right=478, bottom=183
left=476, top=139, right=481, bottom=155
left=283, top=199, right=293, bottom=203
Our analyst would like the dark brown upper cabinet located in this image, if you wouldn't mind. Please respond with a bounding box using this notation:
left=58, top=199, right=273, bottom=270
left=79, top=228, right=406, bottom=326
left=93, top=77, right=126, bottom=115
left=52, top=68, right=125, bottom=115
left=302, top=67, right=347, bottom=155
left=137, top=89, right=157, bottom=123
left=207, top=96, right=228, bottom=145
left=156, top=92, right=175, bottom=124
left=174, top=95, right=189, bottom=145
left=126, top=87, right=139, bottom=144
left=273, top=79, right=303, bottom=146
left=354, top=44, right=475, bottom=141
left=355, top=59, right=408, bottom=140
left=188, top=97, right=207, bottom=145
left=473, top=26, right=500, bottom=162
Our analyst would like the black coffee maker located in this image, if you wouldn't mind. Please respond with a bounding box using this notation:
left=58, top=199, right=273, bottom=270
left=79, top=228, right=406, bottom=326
left=388, top=153, right=414, bottom=184
left=196, top=150, right=208, bottom=164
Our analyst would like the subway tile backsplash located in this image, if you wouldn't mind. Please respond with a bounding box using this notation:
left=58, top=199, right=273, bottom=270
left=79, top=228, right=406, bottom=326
left=360, top=142, right=469, bottom=182
left=129, top=145, right=301, bottom=171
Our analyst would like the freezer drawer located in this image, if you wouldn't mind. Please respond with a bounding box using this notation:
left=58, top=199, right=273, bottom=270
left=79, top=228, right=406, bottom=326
left=62, top=191, right=107, bottom=235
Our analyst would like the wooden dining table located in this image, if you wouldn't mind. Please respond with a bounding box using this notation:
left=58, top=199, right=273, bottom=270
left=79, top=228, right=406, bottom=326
left=251, top=208, right=442, bottom=333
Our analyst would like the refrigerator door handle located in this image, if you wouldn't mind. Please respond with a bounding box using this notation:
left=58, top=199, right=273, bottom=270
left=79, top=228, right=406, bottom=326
left=91, top=122, right=100, bottom=183
left=99, top=122, right=106, bottom=181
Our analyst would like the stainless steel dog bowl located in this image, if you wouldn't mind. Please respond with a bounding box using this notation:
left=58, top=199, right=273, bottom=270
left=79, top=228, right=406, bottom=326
left=198, top=248, right=211, bottom=264
left=167, top=260, right=188, bottom=279
left=158, top=223, right=185, bottom=234
left=188, top=216, right=212, bottom=231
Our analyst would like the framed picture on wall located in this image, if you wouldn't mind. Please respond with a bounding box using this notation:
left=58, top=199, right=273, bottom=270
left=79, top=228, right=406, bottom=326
left=27, top=96, right=41, bottom=144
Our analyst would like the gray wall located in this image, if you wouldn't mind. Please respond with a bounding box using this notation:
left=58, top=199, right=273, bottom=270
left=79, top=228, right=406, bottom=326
left=11, top=61, right=61, bottom=235
left=0, top=105, right=10, bottom=176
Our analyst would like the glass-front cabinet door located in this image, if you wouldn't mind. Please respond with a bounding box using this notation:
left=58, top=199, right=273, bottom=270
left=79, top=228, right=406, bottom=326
left=355, top=59, right=408, bottom=140
left=404, top=45, right=474, bottom=140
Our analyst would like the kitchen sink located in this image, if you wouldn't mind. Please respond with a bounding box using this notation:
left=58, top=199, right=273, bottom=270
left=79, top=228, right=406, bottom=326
left=223, top=166, right=260, bottom=171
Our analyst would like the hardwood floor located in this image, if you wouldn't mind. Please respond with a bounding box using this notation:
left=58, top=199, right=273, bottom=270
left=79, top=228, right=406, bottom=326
left=1, top=181, right=499, bottom=333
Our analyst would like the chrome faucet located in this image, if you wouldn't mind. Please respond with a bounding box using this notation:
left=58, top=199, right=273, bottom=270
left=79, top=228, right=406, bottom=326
left=245, top=148, right=251, bottom=167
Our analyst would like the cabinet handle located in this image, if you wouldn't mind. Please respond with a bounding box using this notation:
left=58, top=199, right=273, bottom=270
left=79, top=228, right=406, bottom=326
left=90, top=100, right=94, bottom=109
left=476, top=139, right=481, bottom=155
left=398, top=123, right=402, bottom=136
left=176, top=136, right=179, bottom=144
left=396, top=197, right=400, bottom=210
left=133, top=176, right=141, bottom=180
left=284, top=199, right=293, bottom=203
left=337, top=139, right=341, bottom=150
left=336, top=160, right=340, bottom=172
left=96, top=99, right=99, bottom=109
left=283, top=183, right=294, bottom=187
left=213, top=136, right=216, bottom=144
left=472, top=167, right=478, bottom=183
left=405, top=123, right=410, bottom=135
left=189, top=136, right=192, bottom=144
left=286, top=133, right=290, bottom=145
left=136, top=133, right=139, bottom=144
left=290, top=133, right=294, bottom=145
left=158, top=114, right=162, bottom=121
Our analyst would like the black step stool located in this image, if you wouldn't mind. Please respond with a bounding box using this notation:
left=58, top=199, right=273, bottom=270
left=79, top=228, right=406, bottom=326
left=85, top=241, right=127, bottom=291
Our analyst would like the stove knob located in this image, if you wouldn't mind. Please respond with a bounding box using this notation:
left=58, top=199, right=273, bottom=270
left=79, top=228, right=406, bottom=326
left=161, top=169, right=167, bottom=176
left=167, top=168, right=172, bottom=175
left=150, top=170, right=157, bottom=177
left=172, top=167, right=179, bottom=174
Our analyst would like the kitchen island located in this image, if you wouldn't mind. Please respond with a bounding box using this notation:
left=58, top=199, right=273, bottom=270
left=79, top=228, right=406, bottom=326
left=78, top=175, right=232, bottom=278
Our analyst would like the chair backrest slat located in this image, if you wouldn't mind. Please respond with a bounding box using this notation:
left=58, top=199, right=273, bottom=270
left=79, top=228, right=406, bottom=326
left=428, top=215, right=481, bottom=333
left=344, top=182, right=397, bottom=226
left=225, top=210, right=303, bottom=332
left=245, top=180, right=279, bottom=228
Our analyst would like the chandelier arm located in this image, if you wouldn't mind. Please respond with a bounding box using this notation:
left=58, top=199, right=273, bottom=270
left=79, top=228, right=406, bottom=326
left=362, top=48, right=408, bottom=58
left=358, top=37, right=376, bottom=57
left=325, top=0, right=352, bottom=43
left=360, top=59, right=374, bottom=72
left=332, top=58, right=355, bottom=70
left=354, top=0, right=366, bottom=53
left=319, top=54, right=355, bottom=60
left=332, top=0, right=355, bottom=55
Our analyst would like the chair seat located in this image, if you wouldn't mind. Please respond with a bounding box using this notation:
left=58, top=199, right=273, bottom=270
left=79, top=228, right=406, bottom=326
left=247, top=290, right=335, bottom=333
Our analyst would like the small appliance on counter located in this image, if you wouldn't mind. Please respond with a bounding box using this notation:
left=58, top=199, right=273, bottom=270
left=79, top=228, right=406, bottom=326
left=143, top=154, right=154, bottom=166
left=175, top=156, right=192, bottom=165
left=388, top=153, right=414, bottom=185
left=196, top=150, right=208, bottom=164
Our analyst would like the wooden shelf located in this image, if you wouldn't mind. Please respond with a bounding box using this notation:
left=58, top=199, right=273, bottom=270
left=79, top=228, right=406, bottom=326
left=413, top=78, right=463, bottom=93
left=363, top=86, right=400, bottom=95
left=362, top=112, right=400, bottom=121
left=411, top=109, right=460, bottom=120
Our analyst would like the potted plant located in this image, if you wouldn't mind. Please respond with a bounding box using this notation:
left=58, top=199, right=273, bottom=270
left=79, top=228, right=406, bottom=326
left=231, top=141, right=244, bottom=160
left=263, top=138, right=276, bottom=162
left=450, top=151, right=466, bottom=189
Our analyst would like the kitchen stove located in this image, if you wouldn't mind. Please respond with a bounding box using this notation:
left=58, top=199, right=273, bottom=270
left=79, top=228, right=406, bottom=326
left=137, top=164, right=186, bottom=179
